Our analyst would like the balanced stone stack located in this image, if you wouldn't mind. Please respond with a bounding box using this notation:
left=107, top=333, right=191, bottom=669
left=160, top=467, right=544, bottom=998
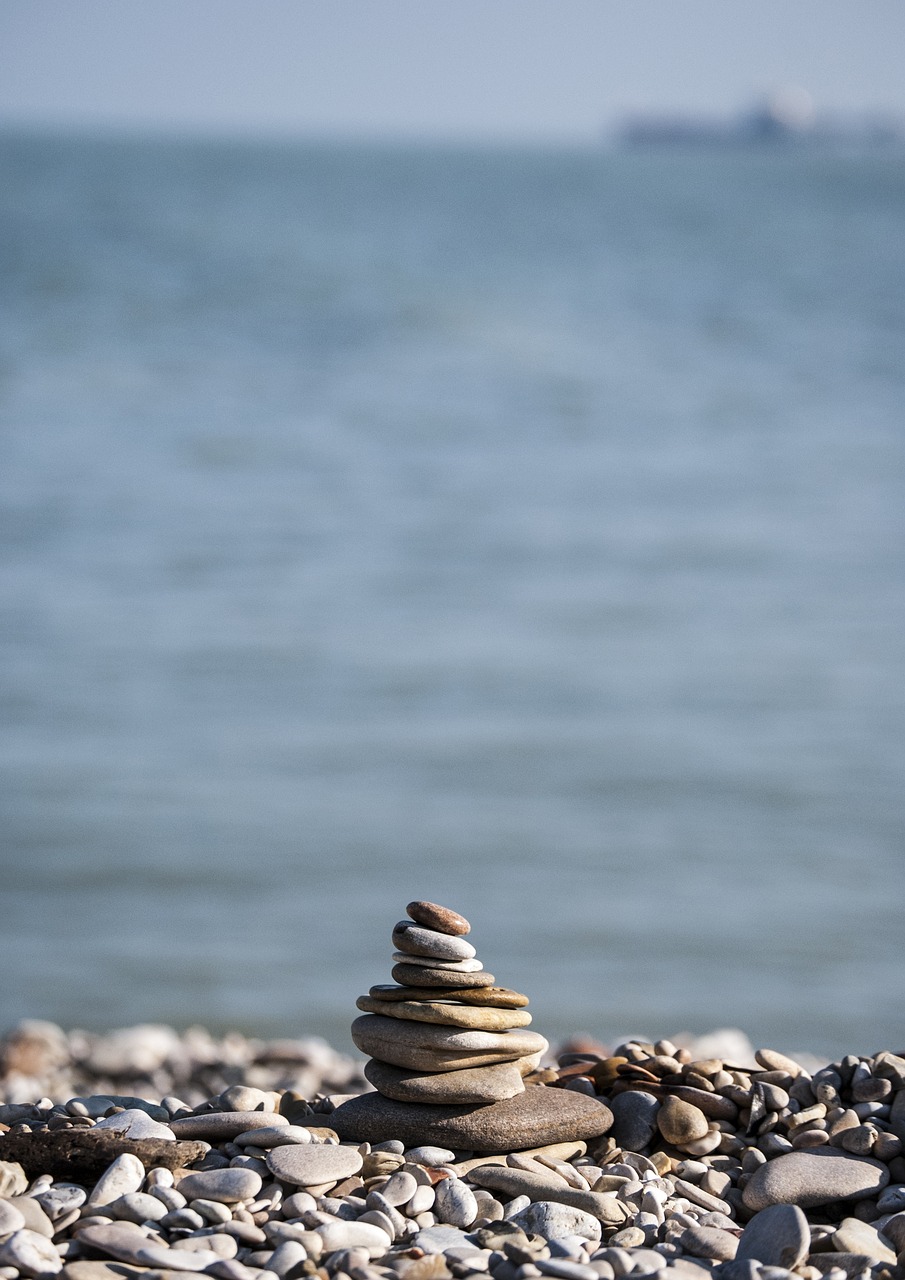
left=330, top=902, right=614, bottom=1151
left=352, top=900, right=547, bottom=1106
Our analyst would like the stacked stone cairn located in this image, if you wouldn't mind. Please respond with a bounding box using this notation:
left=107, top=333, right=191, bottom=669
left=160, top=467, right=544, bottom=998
left=352, top=900, right=547, bottom=1106
left=330, top=902, right=614, bottom=1151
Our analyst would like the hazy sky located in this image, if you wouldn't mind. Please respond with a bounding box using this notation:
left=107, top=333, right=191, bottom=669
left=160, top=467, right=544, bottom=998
left=1, top=0, right=904, bottom=142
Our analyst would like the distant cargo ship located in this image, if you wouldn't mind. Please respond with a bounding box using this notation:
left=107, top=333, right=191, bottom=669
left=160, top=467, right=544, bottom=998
left=618, top=88, right=903, bottom=147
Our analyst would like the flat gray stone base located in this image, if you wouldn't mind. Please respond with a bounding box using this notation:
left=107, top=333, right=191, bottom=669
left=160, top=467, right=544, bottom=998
left=329, top=1085, right=613, bottom=1153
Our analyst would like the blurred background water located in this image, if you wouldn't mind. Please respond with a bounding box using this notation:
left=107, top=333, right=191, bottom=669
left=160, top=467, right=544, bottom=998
left=1, top=132, right=903, bottom=1061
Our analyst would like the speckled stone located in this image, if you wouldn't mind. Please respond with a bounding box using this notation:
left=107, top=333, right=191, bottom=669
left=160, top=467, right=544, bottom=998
left=329, top=1086, right=613, bottom=1153
left=355, top=995, right=532, bottom=1031
left=364, top=1057, right=527, bottom=1104
left=392, top=922, right=477, bottom=962
left=742, top=1148, right=890, bottom=1210
left=266, top=1141, right=364, bottom=1186
left=369, top=983, right=529, bottom=1008
left=736, top=1203, right=809, bottom=1268
left=406, top=902, right=471, bottom=935
left=508, top=1201, right=602, bottom=1243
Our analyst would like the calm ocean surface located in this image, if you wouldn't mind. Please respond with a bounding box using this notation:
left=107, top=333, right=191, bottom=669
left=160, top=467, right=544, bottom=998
left=1, top=133, right=903, bottom=1062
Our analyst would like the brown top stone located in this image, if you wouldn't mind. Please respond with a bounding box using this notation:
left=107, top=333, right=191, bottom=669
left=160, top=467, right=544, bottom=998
left=406, top=901, right=471, bottom=935
left=329, top=1085, right=613, bottom=1153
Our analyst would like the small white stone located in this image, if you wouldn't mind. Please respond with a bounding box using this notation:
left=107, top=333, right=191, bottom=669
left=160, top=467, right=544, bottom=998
left=87, top=1154, right=146, bottom=1207
left=0, top=1229, right=62, bottom=1277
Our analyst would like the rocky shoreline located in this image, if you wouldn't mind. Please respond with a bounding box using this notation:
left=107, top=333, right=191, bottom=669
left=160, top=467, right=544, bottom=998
left=1, top=1018, right=903, bottom=1280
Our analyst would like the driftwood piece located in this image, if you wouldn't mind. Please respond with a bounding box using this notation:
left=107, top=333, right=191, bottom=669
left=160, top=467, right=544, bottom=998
left=0, top=1128, right=208, bottom=1181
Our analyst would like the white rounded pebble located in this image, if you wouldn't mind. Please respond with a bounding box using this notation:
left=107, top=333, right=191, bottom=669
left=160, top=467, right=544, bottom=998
left=87, top=1154, right=146, bottom=1207
left=269, top=1240, right=308, bottom=1277
left=0, top=1229, right=62, bottom=1277
left=189, top=1198, right=233, bottom=1224
left=135, top=1243, right=224, bottom=1270
left=109, top=1192, right=169, bottom=1223
left=172, top=1233, right=238, bottom=1258
left=408, top=1183, right=436, bottom=1215
left=93, top=1109, right=175, bottom=1141
left=0, top=1203, right=26, bottom=1237
left=404, top=1146, right=456, bottom=1166
left=380, top=1170, right=418, bottom=1207
left=316, top=1220, right=392, bottom=1257
left=433, top=1177, right=478, bottom=1228
left=177, top=1169, right=263, bottom=1204
left=510, top=1201, right=603, bottom=1243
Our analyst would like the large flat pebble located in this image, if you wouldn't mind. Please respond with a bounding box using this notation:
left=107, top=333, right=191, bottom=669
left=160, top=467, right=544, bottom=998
left=266, top=1142, right=363, bottom=1186
left=329, top=1087, right=613, bottom=1153
left=355, top=996, right=531, bottom=1031
left=742, top=1148, right=890, bottom=1210
left=736, top=1203, right=809, bottom=1268
left=176, top=1169, right=263, bottom=1204
left=169, top=1112, right=288, bottom=1142
left=351, top=1014, right=547, bottom=1072
left=364, top=1057, right=527, bottom=1104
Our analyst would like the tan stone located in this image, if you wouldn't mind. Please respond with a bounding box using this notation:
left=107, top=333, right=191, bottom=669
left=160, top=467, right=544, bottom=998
left=369, top=984, right=529, bottom=1008
left=355, top=995, right=531, bottom=1030
left=364, top=1057, right=527, bottom=1104
left=657, top=1095, right=710, bottom=1146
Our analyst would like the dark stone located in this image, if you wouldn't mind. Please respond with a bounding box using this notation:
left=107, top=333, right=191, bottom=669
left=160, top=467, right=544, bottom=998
left=608, top=1090, right=660, bottom=1152
left=0, top=1128, right=207, bottom=1181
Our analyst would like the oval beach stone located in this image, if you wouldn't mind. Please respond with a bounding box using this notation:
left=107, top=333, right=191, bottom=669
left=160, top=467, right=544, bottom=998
left=742, top=1148, right=889, bottom=1210
left=177, top=1168, right=263, bottom=1203
left=392, top=923, right=477, bottom=962
left=736, top=1203, right=809, bottom=1268
left=170, top=1111, right=288, bottom=1141
left=266, top=1141, right=364, bottom=1186
left=406, top=902, right=471, bottom=935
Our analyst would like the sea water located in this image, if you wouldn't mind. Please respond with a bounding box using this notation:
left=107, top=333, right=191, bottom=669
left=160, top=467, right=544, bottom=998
left=1, top=133, right=903, bottom=1060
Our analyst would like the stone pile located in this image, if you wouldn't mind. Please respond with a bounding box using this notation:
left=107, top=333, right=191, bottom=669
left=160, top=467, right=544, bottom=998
left=351, top=901, right=547, bottom=1106
left=330, top=903, right=614, bottom=1152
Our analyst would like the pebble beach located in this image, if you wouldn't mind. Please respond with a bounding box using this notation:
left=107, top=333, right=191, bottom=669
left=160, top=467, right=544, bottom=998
left=2, top=905, right=904, bottom=1280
